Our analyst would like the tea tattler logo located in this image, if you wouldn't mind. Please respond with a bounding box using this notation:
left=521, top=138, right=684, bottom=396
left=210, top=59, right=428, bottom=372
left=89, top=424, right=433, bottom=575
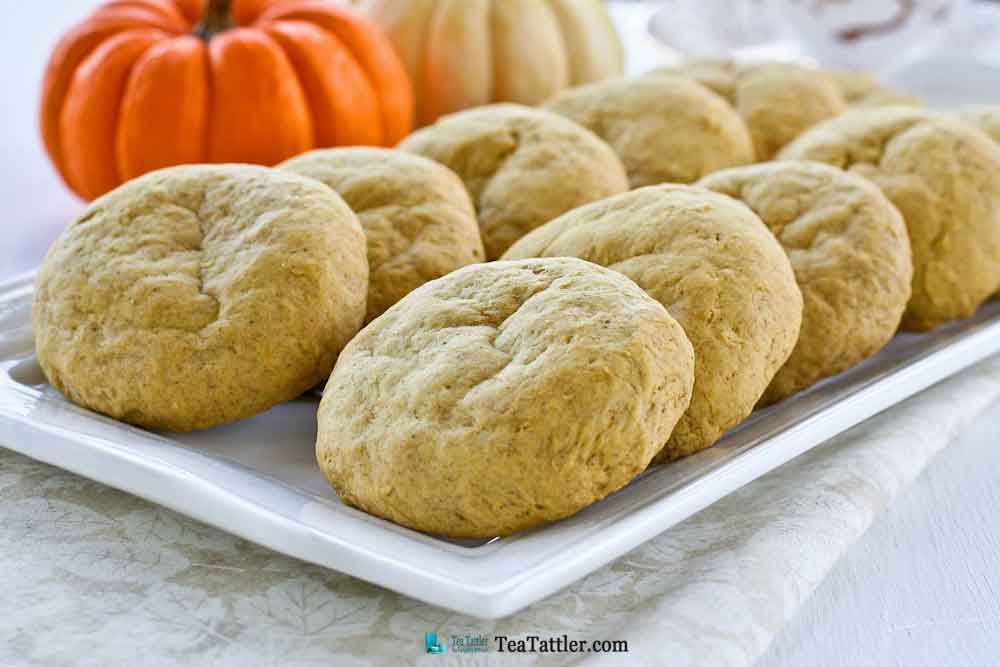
left=425, top=633, right=447, bottom=654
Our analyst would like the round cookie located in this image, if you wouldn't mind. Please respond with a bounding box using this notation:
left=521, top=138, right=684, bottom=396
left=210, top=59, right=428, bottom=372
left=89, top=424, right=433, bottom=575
left=543, top=75, right=754, bottom=188
left=317, top=258, right=695, bottom=538
left=33, top=164, right=368, bottom=432
left=280, top=147, right=485, bottom=323
left=959, top=107, right=1000, bottom=145
left=699, top=161, right=913, bottom=404
left=960, top=109, right=1000, bottom=302
left=961, top=109, right=1000, bottom=301
left=655, top=59, right=847, bottom=160
left=502, top=186, right=803, bottom=461
left=780, top=107, right=1000, bottom=330
left=397, top=103, right=628, bottom=260
left=826, top=69, right=921, bottom=108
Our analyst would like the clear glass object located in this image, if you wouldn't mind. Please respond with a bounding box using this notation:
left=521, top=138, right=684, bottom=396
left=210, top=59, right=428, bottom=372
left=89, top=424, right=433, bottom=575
left=767, top=0, right=964, bottom=72
left=644, top=0, right=968, bottom=72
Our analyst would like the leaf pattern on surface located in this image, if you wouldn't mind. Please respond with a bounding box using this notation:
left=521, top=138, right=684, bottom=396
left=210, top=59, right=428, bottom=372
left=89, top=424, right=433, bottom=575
left=0, top=497, right=116, bottom=539
left=233, top=577, right=378, bottom=637
left=123, top=507, right=239, bottom=550
left=2, top=356, right=1000, bottom=666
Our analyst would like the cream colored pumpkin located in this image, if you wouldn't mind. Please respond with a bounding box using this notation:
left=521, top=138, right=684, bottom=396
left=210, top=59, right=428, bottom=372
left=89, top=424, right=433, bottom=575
left=358, top=0, right=624, bottom=125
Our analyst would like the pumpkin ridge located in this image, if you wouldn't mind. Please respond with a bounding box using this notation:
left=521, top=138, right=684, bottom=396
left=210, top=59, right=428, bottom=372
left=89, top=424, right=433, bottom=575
left=204, top=27, right=313, bottom=163
left=60, top=29, right=166, bottom=199
left=111, top=34, right=182, bottom=183
left=423, top=0, right=493, bottom=125
left=172, top=0, right=204, bottom=23
left=545, top=0, right=624, bottom=85
left=41, top=11, right=181, bottom=188
left=112, top=34, right=171, bottom=189
left=269, top=20, right=383, bottom=147
left=360, top=0, right=623, bottom=125
left=257, top=1, right=412, bottom=145
left=391, top=0, right=436, bottom=126
left=116, top=35, right=211, bottom=180
left=92, top=5, right=186, bottom=30
left=198, top=35, right=214, bottom=167
left=488, top=0, right=568, bottom=106
left=308, top=7, right=412, bottom=144
left=102, top=0, right=189, bottom=31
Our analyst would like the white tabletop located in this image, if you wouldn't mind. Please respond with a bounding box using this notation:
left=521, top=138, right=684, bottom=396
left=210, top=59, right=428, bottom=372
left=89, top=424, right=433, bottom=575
left=1, top=3, right=999, bottom=666
left=759, top=401, right=1000, bottom=667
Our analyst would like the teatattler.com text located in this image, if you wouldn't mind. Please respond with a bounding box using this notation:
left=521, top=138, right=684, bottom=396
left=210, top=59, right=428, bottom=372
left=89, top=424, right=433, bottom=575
left=494, top=634, right=628, bottom=654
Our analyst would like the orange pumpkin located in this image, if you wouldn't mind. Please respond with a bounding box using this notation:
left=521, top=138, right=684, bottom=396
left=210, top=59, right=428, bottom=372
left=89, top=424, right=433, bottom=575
left=41, top=0, right=414, bottom=200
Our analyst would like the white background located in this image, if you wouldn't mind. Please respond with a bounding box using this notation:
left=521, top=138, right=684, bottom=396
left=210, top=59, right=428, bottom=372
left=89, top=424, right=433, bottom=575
left=0, top=2, right=998, bottom=666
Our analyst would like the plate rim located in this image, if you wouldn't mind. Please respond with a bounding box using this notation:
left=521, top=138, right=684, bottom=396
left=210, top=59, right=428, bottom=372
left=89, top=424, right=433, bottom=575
left=4, top=274, right=1000, bottom=618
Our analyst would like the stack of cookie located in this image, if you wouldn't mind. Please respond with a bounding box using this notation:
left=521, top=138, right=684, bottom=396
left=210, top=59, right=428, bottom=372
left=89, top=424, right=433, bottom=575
left=32, top=60, right=1000, bottom=539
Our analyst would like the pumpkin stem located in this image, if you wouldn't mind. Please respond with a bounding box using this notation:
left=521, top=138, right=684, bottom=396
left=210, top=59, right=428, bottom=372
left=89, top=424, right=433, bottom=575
left=193, top=0, right=235, bottom=41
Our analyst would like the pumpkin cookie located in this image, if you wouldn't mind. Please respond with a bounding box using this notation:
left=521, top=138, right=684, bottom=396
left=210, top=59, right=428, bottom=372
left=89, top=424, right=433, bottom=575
left=825, top=69, right=921, bottom=108
left=33, top=164, right=368, bottom=431
left=503, top=186, right=802, bottom=461
left=544, top=76, right=754, bottom=187
left=780, top=107, right=1000, bottom=330
left=958, top=107, right=1000, bottom=145
left=656, top=59, right=847, bottom=160
left=699, top=161, right=913, bottom=403
left=281, top=147, right=485, bottom=322
left=317, top=258, right=695, bottom=538
left=961, top=110, right=1000, bottom=301
left=398, top=103, right=628, bottom=259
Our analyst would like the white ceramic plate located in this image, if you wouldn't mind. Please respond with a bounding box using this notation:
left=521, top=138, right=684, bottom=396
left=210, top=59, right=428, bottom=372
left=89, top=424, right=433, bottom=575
left=4, top=271, right=1000, bottom=618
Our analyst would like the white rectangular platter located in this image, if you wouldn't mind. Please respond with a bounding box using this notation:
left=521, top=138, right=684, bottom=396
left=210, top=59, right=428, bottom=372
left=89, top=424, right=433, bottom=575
left=3, top=270, right=1000, bottom=619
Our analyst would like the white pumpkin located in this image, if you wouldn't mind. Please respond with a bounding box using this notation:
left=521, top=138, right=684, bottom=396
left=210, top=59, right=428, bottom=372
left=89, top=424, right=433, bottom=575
left=357, top=0, right=624, bottom=125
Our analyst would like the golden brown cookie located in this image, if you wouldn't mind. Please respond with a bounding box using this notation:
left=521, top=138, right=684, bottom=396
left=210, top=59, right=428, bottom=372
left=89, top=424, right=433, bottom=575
left=397, top=103, right=628, bottom=260
left=699, top=161, right=913, bottom=403
left=657, top=59, right=847, bottom=160
left=959, top=106, right=1000, bottom=145
left=33, top=164, right=368, bottom=432
left=962, top=110, right=1000, bottom=301
left=544, top=75, right=754, bottom=187
left=825, top=69, right=921, bottom=108
left=280, top=147, right=485, bottom=323
left=503, top=186, right=802, bottom=461
left=317, top=258, right=695, bottom=538
left=780, top=107, right=1000, bottom=330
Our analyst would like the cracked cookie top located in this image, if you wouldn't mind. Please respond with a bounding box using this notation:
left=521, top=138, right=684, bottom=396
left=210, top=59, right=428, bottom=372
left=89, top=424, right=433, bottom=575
left=700, top=161, right=913, bottom=403
left=544, top=75, right=754, bottom=188
left=280, top=147, right=485, bottom=323
left=397, top=104, right=628, bottom=260
left=316, top=257, right=694, bottom=538
left=780, top=107, right=1000, bottom=330
left=32, top=164, right=368, bottom=431
left=503, top=185, right=802, bottom=462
